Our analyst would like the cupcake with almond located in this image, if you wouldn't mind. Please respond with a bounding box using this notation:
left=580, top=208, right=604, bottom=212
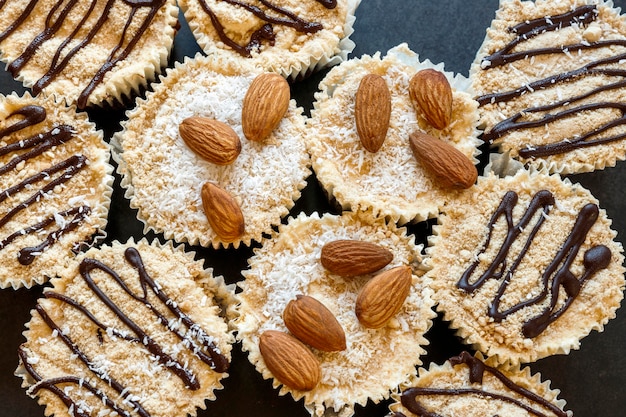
left=306, top=44, right=482, bottom=225
left=112, top=56, right=311, bottom=249
left=233, top=210, right=436, bottom=417
left=178, top=0, right=360, bottom=79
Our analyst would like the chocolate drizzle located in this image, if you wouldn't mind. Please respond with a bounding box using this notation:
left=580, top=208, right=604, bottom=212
left=400, top=351, right=568, bottom=417
left=0, top=0, right=166, bottom=108
left=197, top=0, right=333, bottom=57
left=458, top=190, right=611, bottom=338
left=476, top=5, right=626, bottom=157
left=19, top=247, right=229, bottom=417
left=0, top=105, right=92, bottom=266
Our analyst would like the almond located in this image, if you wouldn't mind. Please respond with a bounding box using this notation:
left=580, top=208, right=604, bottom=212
left=409, top=69, right=453, bottom=130
left=409, top=131, right=477, bottom=189
left=179, top=116, right=241, bottom=165
left=242, top=72, right=290, bottom=142
left=320, top=239, right=393, bottom=277
left=259, top=330, right=321, bottom=391
left=283, top=295, right=346, bottom=352
left=355, top=73, right=391, bottom=152
left=201, top=182, right=245, bottom=242
left=355, top=265, right=412, bottom=329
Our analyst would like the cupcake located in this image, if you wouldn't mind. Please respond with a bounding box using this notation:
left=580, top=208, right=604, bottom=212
left=112, top=55, right=311, bottom=249
left=471, top=0, right=626, bottom=174
left=426, top=169, right=625, bottom=364
left=16, top=239, right=235, bottom=417
left=234, top=210, right=436, bottom=417
left=0, top=93, right=113, bottom=289
left=0, top=0, right=178, bottom=108
left=389, top=351, right=571, bottom=417
left=306, top=44, right=482, bottom=225
left=178, top=0, right=360, bottom=79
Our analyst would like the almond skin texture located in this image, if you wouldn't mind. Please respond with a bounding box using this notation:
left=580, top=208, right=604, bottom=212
left=409, top=69, right=453, bottom=130
left=242, top=73, right=290, bottom=142
left=320, top=239, right=393, bottom=277
left=283, top=295, right=346, bottom=352
left=409, top=131, right=477, bottom=189
left=355, top=73, right=391, bottom=152
left=259, top=330, right=321, bottom=391
left=355, top=265, right=412, bottom=329
left=201, top=182, right=245, bottom=242
left=179, top=116, right=241, bottom=165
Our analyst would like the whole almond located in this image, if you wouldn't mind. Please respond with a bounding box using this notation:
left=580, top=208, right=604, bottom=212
left=409, top=131, right=477, bottom=189
left=259, top=330, right=321, bottom=391
left=409, top=69, right=453, bottom=130
left=355, top=265, right=412, bottom=329
left=283, top=295, right=346, bottom=352
left=320, top=239, right=393, bottom=277
left=242, top=73, right=290, bottom=142
left=179, top=116, right=241, bottom=165
left=201, top=182, right=245, bottom=242
left=355, top=73, right=391, bottom=152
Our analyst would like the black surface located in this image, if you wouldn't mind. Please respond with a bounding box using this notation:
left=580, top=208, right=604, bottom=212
left=1, top=1, right=625, bottom=416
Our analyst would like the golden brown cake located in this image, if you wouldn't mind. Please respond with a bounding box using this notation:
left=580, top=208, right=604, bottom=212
left=0, top=0, right=178, bottom=108
left=112, top=55, right=311, bottom=249
left=389, top=351, right=571, bottom=417
left=0, top=93, right=112, bottom=289
left=306, top=44, right=482, bottom=225
left=17, top=239, right=234, bottom=417
left=426, top=170, right=625, bottom=364
left=178, top=0, right=359, bottom=79
left=471, top=0, right=626, bottom=174
left=234, top=210, right=436, bottom=417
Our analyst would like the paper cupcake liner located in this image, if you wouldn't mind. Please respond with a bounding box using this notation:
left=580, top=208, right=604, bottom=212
left=469, top=0, right=626, bottom=175
left=111, top=54, right=311, bottom=249
left=15, top=238, right=235, bottom=417
left=179, top=0, right=361, bottom=80
left=0, top=0, right=178, bottom=109
left=306, top=43, right=483, bottom=226
left=233, top=209, right=437, bottom=417
left=388, top=351, right=572, bottom=417
left=425, top=170, right=625, bottom=365
left=0, top=92, right=114, bottom=289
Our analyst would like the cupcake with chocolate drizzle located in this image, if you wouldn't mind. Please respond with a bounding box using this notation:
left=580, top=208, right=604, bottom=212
left=0, top=93, right=113, bottom=289
left=16, top=239, right=235, bottom=417
left=388, top=351, right=571, bottom=417
left=0, top=0, right=178, bottom=108
left=178, top=0, right=360, bottom=79
left=471, top=0, right=626, bottom=174
left=426, top=170, right=625, bottom=365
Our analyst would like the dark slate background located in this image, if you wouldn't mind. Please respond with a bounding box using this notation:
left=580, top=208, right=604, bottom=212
left=1, top=1, right=625, bottom=416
